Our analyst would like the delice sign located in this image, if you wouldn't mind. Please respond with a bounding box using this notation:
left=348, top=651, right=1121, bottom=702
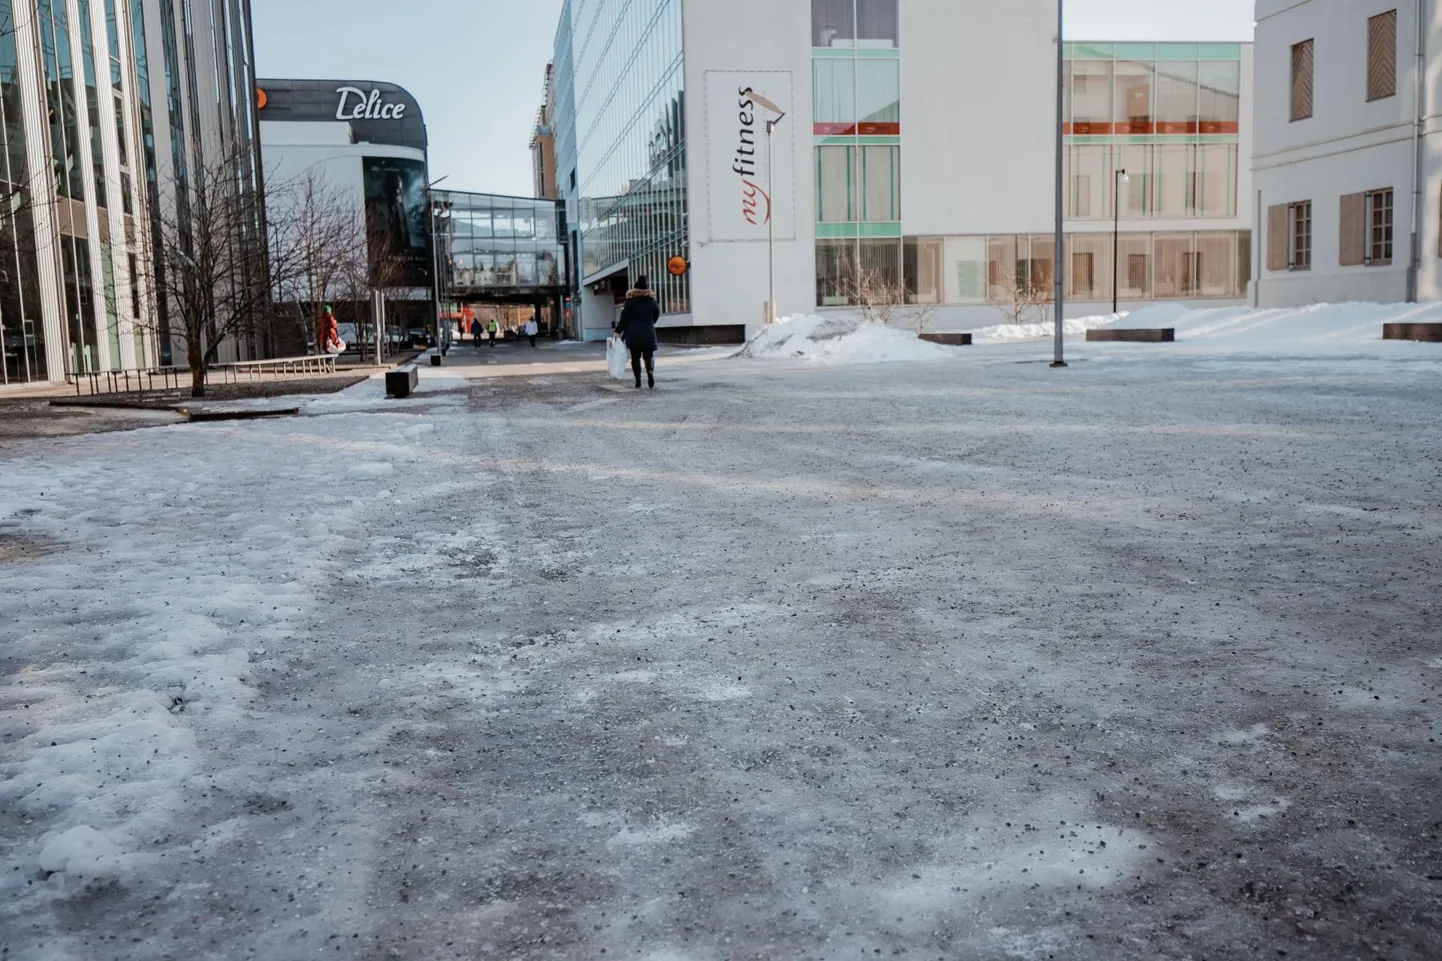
left=336, top=86, right=407, bottom=121
left=705, top=71, right=794, bottom=244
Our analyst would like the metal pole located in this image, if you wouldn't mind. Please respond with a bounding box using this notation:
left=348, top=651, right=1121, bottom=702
left=767, top=120, right=776, bottom=325
left=1051, top=0, right=1067, bottom=368
left=1113, top=168, right=1122, bottom=315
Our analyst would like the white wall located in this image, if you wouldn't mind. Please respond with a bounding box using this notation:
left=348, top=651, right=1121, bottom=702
left=683, top=0, right=814, bottom=337
left=900, top=0, right=1056, bottom=236
left=1254, top=0, right=1434, bottom=306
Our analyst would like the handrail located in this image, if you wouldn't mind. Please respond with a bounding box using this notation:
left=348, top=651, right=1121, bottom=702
left=65, top=353, right=338, bottom=397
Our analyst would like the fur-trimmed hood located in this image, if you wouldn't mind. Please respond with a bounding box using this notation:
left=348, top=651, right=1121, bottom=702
left=625, top=288, right=656, bottom=299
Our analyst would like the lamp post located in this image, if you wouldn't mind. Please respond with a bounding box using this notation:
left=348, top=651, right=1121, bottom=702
left=427, top=176, right=449, bottom=363
left=744, top=87, right=786, bottom=326
left=1112, top=169, right=1128, bottom=314
left=1055, top=0, right=1067, bottom=366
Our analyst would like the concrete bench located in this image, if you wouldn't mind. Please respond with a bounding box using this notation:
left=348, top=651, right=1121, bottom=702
left=919, top=333, right=973, bottom=346
left=386, top=364, right=419, bottom=399
left=1382, top=323, right=1442, bottom=342
left=1086, top=328, right=1176, bottom=343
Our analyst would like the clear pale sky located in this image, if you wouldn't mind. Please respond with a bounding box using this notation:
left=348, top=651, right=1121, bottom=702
left=250, top=0, right=1256, bottom=198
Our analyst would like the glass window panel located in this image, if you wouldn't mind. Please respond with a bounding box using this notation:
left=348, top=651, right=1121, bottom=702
left=1070, top=61, right=1113, bottom=133
left=856, top=0, right=899, bottom=48
left=1023, top=235, right=1055, bottom=296
left=1066, top=233, right=1113, bottom=303
left=1198, top=61, right=1241, bottom=132
left=856, top=59, right=900, bottom=133
left=813, top=58, right=856, bottom=132
left=1153, top=232, right=1198, bottom=298
left=859, top=238, right=901, bottom=298
left=1070, top=145, right=1109, bottom=219
left=817, top=237, right=857, bottom=306
left=812, top=0, right=855, bottom=47
left=512, top=206, right=536, bottom=240
left=1155, top=61, right=1198, bottom=133
left=860, top=144, right=899, bottom=222
left=817, top=145, right=855, bottom=222
left=1118, top=233, right=1152, bottom=299
left=1114, top=61, right=1154, bottom=133
left=1196, top=143, right=1236, bottom=217
left=1195, top=231, right=1237, bottom=297
left=1155, top=144, right=1191, bottom=219
left=943, top=235, right=987, bottom=304
left=987, top=235, right=1018, bottom=303
left=904, top=237, right=943, bottom=304
left=1117, top=144, right=1152, bottom=217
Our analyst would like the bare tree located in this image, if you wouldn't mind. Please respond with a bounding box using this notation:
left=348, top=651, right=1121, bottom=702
left=992, top=266, right=1054, bottom=328
left=837, top=260, right=940, bottom=335
left=267, top=168, right=365, bottom=354
left=145, top=145, right=274, bottom=396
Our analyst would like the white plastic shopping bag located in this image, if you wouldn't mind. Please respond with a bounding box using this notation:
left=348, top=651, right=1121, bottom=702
left=606, top=336, right=629, bottom=380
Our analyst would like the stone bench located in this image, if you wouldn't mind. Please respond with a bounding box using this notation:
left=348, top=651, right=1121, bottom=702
left=386, top=364, right=419, bottom=399
left=1086, top=328, right=1176, bottom=343
left=1382, top=323, right=1442, bottom=343
left=919, top=333, right=973, bottom=346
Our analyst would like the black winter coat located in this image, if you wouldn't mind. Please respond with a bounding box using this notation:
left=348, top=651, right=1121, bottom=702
left=616, top=290, right=661, bottom=351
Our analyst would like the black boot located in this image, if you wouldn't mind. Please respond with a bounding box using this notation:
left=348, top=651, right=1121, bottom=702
left=648, top=372, right=655, bottom=389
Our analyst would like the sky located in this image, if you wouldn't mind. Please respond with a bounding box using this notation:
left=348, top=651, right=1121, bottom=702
left=249, top=0, right=1257, bottom=199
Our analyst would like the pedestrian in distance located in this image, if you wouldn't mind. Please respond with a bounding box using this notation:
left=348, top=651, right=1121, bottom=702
left=487, top=319, right=498, bottom=348
left=471, top=318, right=482, bottom=344
left=316, top=305, right=343, bottom=354
left=615, top=276, right=660, bottom=389
left=525, top=318, right=538, bottom=348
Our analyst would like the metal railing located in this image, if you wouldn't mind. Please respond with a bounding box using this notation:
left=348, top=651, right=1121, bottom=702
left=67, top=354, right=339, bottom=398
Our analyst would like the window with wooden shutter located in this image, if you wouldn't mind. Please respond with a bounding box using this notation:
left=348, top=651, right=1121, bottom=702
left=1366, top=188, right=1394, bottom=263
left=1267, top=204, right=1289, bottom=271
left=1367, top=11, right=1398, bottom=101
left=1289, top=201, right=1312, bottom=270
left=1291, top=39, right=1315, bottom=121
left=1339, top=192, right=1367, bottom=266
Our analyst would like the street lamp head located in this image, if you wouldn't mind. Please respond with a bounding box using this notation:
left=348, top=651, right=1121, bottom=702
left=1118, top=170, right=1129, bottom=183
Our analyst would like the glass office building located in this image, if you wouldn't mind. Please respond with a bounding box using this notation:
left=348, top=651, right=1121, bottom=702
left=435, top=190, right=565, bottom=294
left=0, top=0, right=262, bottom=386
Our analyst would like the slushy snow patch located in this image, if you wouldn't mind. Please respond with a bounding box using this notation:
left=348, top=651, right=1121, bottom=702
left=740, top=314, right=958, bottom=365
left=38, top=826, right=121, bottom=877
left=972, top=312, right=1123, bottom=343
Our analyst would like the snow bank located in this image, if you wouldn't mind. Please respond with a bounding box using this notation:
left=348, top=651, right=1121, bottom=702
left=972, top=312, right=1123, bottom=343
left=740, top=314, right=958, bottom=366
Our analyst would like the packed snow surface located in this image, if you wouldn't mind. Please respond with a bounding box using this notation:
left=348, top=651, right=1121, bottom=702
left=740, top=313, right=957, bottom=364
left=2, top=305, right=1440, bottom=960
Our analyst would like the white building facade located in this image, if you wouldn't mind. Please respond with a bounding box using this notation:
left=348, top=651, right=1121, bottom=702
left=549, top=0, right=1253, bottom=343
left=1254, top=0, right=1438, bottom=307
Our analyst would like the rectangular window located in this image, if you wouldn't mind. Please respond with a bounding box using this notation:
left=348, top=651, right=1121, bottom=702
left=1368, top=10, right=1398, bottom=101
left=904, top=237, right=943, bottom=305
left=1068, top=145, right=1108, bottom=219
left=1367, top=188, right=1393, bottom=263
left=1070, top=61, right=1114, bottom=134
left=1289, top=201, right=1311, bottom=269
left=812, top=0, right=855, bottom=48
left=813, top=58, right=856, bottom=134
left=943, top=236, right=987, bottom=304
left=816, top=145, right=855, bottom=222
left=859, top=144, right=899, bottom=221
left=1154, top=61, right=1199, bottom=134
left=816, top=238, right=858, bottom=305
left=1291, top=39, right=1314, bottom=121
left=855, top=0, right=899, bottom=48
left=856, top=58, right=900, bottom=134
left=1113, top=60, right=1154, bottom=134
left=1198, top=61, right=1241, bottom=134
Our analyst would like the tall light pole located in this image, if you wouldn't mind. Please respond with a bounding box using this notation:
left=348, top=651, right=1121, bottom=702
left=745, top=87, right=786, bottom=326
left=427, top=175, right=449, bottom=363
left=1051, top=0, right=1067, bottom=368
left=1112, top=168, right=1128, bottom=314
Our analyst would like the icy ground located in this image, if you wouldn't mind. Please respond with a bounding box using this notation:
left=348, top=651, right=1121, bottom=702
left=2, top=310, right=1441, bottom=961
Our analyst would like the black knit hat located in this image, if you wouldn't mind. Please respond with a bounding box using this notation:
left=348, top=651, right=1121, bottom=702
left=635, top=275, right=649, bottom=290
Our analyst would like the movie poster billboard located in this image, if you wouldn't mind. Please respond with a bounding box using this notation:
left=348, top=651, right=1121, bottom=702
left=363, top=156, right=432, bottom=288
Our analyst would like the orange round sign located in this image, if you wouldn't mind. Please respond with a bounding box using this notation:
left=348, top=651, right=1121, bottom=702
left=666, top=256, right=688, bottom=276
left=256, top=88, right=268, bottom=110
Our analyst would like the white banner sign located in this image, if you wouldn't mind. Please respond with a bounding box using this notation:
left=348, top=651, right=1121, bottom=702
left=705, top=70, right=794, bottom=244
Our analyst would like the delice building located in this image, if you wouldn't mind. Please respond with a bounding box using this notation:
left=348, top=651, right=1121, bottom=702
left=256, top=79, right=434, bottom=349
left=545, top=0, right=1254, bottom=343
left=1, top=0, right=263, bottom=387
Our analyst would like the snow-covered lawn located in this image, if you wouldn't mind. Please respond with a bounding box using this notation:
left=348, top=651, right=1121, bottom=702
left=2, top=304, right=1440, bottom=960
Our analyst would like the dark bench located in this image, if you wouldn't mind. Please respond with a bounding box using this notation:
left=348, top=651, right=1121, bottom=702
left=386, top=364, right=419, bottom=399
left=1382, top=323, right=1442, bottom=342
left=1086, top=328, right=1176, bottom=343
left=919, top=333, right=973, bottom=346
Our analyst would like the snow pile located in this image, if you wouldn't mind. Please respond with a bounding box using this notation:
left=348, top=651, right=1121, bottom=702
left=740, top=313, right=958, bottom=365
left=1128, top=301, right=1439, bottom=355
left=972, top=312, right=1123, bottom=343
left=38, top=826, right=122, bottom=878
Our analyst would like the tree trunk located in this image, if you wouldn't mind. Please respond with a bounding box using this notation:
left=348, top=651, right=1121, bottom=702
left=189, top=339, right=207, bottom=398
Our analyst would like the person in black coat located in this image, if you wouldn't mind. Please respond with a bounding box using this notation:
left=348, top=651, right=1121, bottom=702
left=615, top=276, right=661, bottom=389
